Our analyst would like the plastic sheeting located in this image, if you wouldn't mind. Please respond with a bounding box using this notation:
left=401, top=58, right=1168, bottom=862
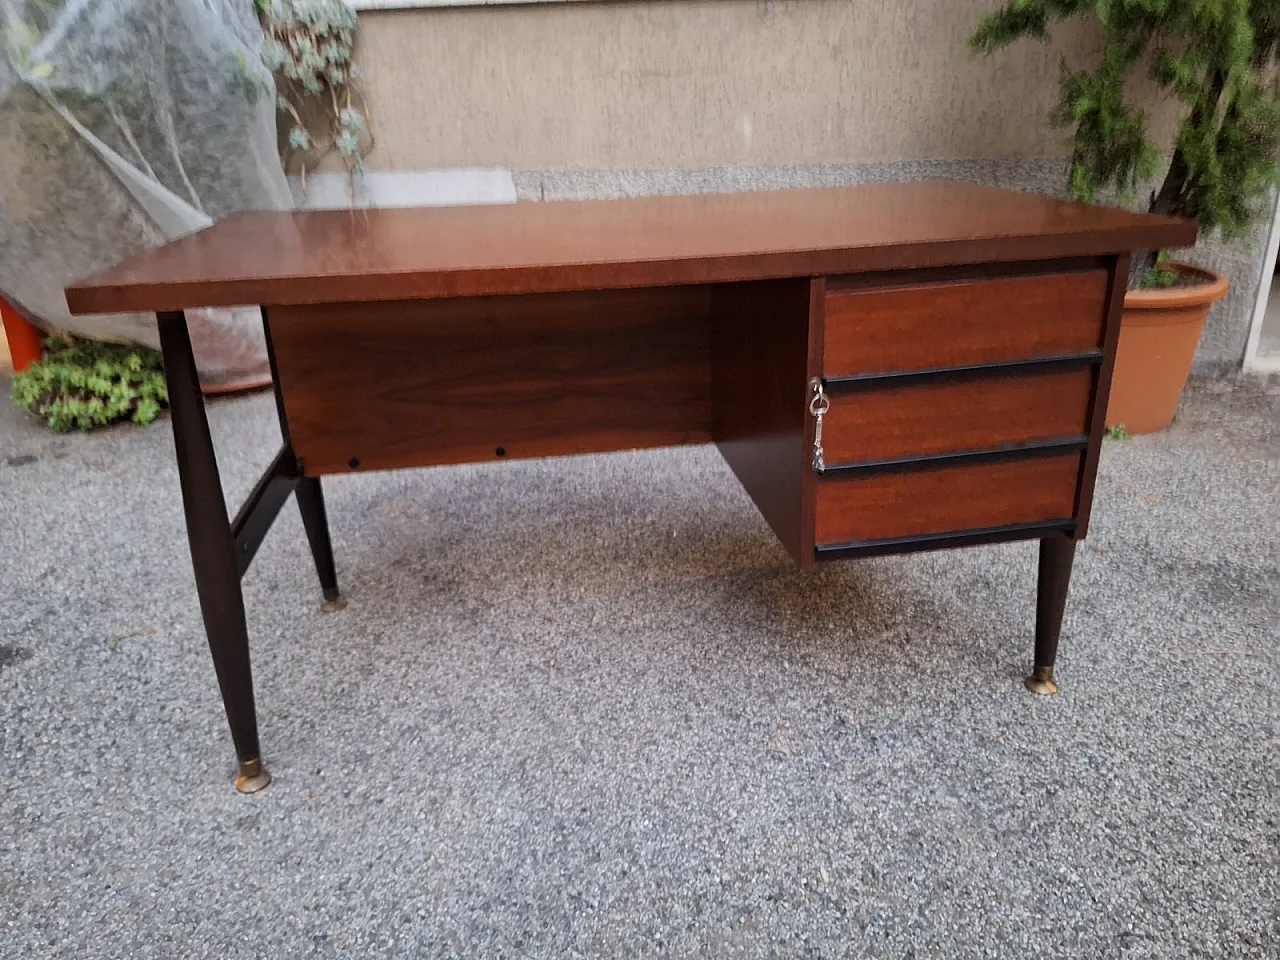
left=0, top=0, right=293, bottom=388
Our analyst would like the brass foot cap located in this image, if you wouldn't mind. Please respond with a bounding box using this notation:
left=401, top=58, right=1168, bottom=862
left=1024, top=668, right=1059, bottom=696
left=234, top=758, right=272, bottom=794
left=321, top=594, right=348, bottom=614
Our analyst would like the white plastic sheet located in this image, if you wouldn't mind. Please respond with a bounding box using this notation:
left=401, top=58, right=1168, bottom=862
left=0, top=0, right=293, bottom=388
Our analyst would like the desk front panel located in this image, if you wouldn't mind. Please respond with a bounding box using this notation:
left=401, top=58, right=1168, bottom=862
left=269, top=286, right=714, bottom=475
left=266, top=257, right=1122, bottom=568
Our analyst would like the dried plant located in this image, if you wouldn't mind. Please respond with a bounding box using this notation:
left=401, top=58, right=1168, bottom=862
left=256, top=0, right=373, bottom=191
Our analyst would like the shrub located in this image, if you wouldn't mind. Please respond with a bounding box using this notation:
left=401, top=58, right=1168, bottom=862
left=12, top=338, right=168, bottom=432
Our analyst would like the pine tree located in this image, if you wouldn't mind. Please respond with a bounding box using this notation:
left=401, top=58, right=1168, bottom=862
left=971, top=0, right=1280, bottom=282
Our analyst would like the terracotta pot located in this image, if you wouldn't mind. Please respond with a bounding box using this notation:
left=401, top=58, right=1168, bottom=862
left=201, top=373, right=272, bottom=397
left=1105, top=263, right=1229, bottom=434
left=0, top=296, right=45, bottom=373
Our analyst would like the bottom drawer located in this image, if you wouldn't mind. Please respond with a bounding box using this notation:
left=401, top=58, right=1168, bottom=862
left=814, top=454, right=1081, bottom=546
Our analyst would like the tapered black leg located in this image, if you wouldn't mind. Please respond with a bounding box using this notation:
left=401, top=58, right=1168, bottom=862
left=295, top=476, right=345, bottom=611
left=1026, top=533, right=1077, bottom=695
left=157, top=311, right=270, bottom=793
left=260, top=305, right=345, bottom=614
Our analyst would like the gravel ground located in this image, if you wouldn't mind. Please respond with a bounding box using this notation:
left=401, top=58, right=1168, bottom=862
left=1, top=374, right=1276, bottom=959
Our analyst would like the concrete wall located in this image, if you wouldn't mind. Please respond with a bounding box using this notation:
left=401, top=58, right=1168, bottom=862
left=355, top=0, right=1114, bottom=171
left=349, top=0, right=1264, bottom=371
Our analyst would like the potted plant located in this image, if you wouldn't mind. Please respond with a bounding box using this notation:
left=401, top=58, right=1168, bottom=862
left=971, top=2, right=1280, bottom=433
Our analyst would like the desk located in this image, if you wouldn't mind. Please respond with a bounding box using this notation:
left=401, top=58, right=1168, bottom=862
left=66, top=182, right=1194, bottom=792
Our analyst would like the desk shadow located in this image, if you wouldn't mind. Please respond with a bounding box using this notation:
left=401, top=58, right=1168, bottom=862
left=319, top=470, right=1022, bottom=685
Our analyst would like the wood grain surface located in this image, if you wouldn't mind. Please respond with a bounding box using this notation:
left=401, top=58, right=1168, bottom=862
left=268, top=287, right=713, bottom=475
left=823, top=268, right=1110, bottom=377
left=711, top=278, right=814, bottom=566
left=66, top=182, right=1195, bottom=314
left=820, top=366, right=1094, bottom=465
left=813, top=453, right=1081, bottom=545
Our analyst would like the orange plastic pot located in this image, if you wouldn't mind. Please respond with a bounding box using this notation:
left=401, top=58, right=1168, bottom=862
left=0, top=296, right=44, bottom=373
left=1105, top=263, right=1229, bottom=434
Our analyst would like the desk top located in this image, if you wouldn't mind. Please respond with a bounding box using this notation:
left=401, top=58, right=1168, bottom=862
left=65, top=181, right=1194, bottom=315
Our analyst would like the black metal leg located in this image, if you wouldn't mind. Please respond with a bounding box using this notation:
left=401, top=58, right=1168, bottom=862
left=157, top=311, right=270, bottom=793
left=261, top=304, right=345, bottom=614
left=1026, top=533, right=1077, bottom=695
left=295, top=476, right=345, bottom=611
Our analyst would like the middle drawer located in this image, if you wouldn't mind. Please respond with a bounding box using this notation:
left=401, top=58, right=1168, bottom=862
left=820, top=365, right=1094, bottom=466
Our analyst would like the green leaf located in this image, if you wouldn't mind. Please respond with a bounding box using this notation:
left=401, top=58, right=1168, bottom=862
left=10, top=338, right=169, bottom=433
left=968, top=0, right=1280, bottom=237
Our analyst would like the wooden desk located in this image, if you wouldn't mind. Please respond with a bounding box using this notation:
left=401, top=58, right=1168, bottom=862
left=66, top=182, right=1193, bottom=792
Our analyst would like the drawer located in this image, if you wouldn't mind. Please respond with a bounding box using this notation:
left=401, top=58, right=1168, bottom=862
left=813, top=453, right=1081, bottom=546
left=823, top=269, right=1109, bottom=377
left=820, top=366, right=1094, bottom=466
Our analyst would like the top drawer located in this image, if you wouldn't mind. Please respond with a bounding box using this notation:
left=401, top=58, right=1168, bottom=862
left=823, top=268, right=1110, bottom=378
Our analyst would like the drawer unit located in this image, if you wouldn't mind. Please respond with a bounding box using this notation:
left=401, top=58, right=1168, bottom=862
left=823, top=268, right=1110, bottom=377
left=813, top=453, right=1082, bottom=547
left=819, top=365, right=1094, bottom=467
left=717, top=260, right=1124, bottom=567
